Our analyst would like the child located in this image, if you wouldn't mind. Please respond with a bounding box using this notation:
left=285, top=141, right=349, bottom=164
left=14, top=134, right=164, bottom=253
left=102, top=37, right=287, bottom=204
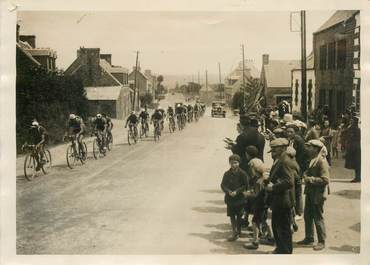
left=243, top=146, right=274, bottom=250
left=221, top=154, right=249, bottom=241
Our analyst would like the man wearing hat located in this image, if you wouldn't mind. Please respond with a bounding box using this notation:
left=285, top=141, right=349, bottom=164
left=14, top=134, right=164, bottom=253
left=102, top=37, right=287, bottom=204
left=286, top=123, right=307, bottom=218
left=265, top=138, right=299, bottom=254
left=297, top=139, right=330, bottom=251
left=231, top=114, right=265, bottom=171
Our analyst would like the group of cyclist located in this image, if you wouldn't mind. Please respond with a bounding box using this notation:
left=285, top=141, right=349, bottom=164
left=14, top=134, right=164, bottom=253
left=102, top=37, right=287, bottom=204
left=23, top=102, right=205, bottom=174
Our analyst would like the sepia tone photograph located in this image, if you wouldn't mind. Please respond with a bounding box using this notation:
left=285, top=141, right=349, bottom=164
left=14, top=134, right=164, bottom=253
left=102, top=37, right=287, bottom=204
left=14, top=10, right=361, bottom=255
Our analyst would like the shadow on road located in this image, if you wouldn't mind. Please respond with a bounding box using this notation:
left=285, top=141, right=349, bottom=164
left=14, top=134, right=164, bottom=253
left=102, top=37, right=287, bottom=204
left=200, top=189, right=223, bottom=194
left=332, top=189, right=360, bottom=200
left=192, top=206, right=225, bottom=214
left=205, top=200, right=225, bottom=206
left=329, top=245, right=360, bottom=253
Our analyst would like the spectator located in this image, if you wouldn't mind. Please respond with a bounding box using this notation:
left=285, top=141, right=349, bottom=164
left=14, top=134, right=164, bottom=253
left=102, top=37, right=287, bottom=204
left=344, top=117, right=361, bottom=183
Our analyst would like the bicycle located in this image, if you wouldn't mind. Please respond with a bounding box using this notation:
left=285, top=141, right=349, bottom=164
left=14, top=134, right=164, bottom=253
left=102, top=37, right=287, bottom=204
left=65, top=135, right=87, bottom=169
left=194, top=111, right=199, bottom=122
left=153, top=119, right=161, bottom=142
left=92, top=131, right=107, bottom=159
left=139, top=120, right=149, bottom=138
left=22, top=144, right=52, bottom=181
left=169, top=115, right=176, bottom=133
left=106, top=130, right=113, bottom=151
left=127, top=123, right=138, bottom=145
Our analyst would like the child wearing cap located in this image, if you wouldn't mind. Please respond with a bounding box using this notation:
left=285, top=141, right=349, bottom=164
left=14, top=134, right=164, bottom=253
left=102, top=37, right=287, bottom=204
left=243, top=146, right=274, bottom=249
left=221, top=154, right=249, bottom=241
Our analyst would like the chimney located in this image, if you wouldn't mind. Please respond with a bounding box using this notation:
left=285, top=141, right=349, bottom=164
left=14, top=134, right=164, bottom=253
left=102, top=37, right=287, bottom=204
left=19, top=35, right=36, bottom=48
left=262, top=54, right=269, bottom=65
left=78, top=47, right=101, bottom=86
left=100, top=54, right=112, bottom=65
left=16, top=24, right=20, bottom=43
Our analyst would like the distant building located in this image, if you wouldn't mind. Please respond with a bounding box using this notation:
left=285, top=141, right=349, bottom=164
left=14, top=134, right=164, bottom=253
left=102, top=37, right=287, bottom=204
left=16, top=24, right=57, bottom=72
left=291, top=52, right=316, bottom=115
left=260, top=54, right=300, bottom=107
left=65, top=47, right=133, bottom=119
left=224, top=60, right=260, bottom=100
left=199, top=85, right=215, bottom=105
left=144, top=69, right=157, bottom=95
left=313, top=10, right=360, bottom=123
left=128, top=67, right=149, bottom=96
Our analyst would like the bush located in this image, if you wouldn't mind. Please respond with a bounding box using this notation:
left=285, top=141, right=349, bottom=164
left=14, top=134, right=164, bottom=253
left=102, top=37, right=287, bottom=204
left=16, top=67, right=89, bottom=152
left=139, top=92, right=154, bottom=107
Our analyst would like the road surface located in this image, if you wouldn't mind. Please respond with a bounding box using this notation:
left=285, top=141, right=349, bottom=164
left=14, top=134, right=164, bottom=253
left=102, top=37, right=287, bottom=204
left=16, top=94, right=360, bottom=254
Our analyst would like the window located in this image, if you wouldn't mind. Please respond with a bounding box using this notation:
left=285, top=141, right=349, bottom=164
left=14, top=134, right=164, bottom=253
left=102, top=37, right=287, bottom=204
left=337, top=39, right=347, bottom=69
left=319, top=45, right=327, bottom=70
left=328, top=42, right=336, bottom=69
left=294, top=79, right=299, bottom=106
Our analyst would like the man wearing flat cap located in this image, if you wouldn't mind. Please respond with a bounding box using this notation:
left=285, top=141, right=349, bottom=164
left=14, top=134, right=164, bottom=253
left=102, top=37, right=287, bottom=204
left=297, top=139, right=330, bottom=251
left=265, top=138, right=299, bottom=254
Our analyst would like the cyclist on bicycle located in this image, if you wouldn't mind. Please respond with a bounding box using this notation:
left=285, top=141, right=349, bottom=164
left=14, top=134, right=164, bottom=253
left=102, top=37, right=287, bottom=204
left=64, top=113, right=86, bottom=157
left=167, top=106, right=175, bottom=118
left=102, top=113, right=113, bottom=140
left=194, top=103, right=200, bottom=118
left=139, top=107, right=149, bottom=129
left=125, top=111, right=139, bottom=136
left=151, top=108, right=163, bottom=136
left=187, top=104, right=193, bottom=122
left=25, top=120, right=48, bottom=171
left=92, top=113, right=108, bottom=152
left=158, top=106, right=166, bottom=131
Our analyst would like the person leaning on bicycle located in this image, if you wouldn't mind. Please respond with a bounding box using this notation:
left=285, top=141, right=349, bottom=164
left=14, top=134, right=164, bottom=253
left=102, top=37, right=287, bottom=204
left=139, top=107, right=149, bottom=130
left=151, top=107, right=163, bottom=136
left=92, top=113, right=108, bottom=152
left=64, top=113, right=86, bottom=157
left=125, top=111, right=139, bottom=136
left=24, top=120, right=48, bottom=171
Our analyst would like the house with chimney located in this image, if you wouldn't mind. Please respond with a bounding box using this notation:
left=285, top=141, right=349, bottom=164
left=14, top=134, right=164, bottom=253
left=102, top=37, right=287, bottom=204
left=144, top=69, right=157, bottom=96
left=16, top=24, right=57, bottom=73
left=313, top=10, right=360, bottom=123
left=260, top=54, right=300, bottom=107
left=65, top=47, right=133, bottom=119
left=128, top=67, right=149, bottom=96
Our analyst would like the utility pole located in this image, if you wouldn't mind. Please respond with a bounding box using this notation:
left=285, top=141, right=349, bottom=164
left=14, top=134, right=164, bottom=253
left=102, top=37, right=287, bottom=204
left=300, top=11, right=307, bottom=122
left=218, top=62, right=223, bottom=100
left=242, top=44, right=246, bottom=109
left=205, top=70, right=208, bottom=104
left=133, top=51, right=139, bottom=111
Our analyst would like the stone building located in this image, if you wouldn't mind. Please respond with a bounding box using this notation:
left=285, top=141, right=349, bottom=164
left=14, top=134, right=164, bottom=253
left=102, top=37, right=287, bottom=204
left=260, top=54, right=300, bottom=107
left=313, top=10, right=360, bottom=123
left=65, top=47, right=133, bottom=119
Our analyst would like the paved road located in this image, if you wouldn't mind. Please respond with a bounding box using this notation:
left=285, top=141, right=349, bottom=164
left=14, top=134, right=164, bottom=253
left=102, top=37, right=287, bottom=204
left=16, top=94, right=360, bottom=254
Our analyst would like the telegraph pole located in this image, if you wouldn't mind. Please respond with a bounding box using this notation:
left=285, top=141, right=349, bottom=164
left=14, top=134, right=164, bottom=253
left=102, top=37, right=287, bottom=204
left=242, top=44, right=246, bottom=109
left=300, top=11, right=307, bottom=122
left=206, top=70, right=209, bottom=104
left=218, top=62, right=223, bottom=100
left=133, top=51, right=139, bottom=111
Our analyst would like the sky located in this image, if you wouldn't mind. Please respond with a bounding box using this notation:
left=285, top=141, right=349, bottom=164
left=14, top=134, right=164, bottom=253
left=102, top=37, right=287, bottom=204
left=18, top=11, right=335, bottom=80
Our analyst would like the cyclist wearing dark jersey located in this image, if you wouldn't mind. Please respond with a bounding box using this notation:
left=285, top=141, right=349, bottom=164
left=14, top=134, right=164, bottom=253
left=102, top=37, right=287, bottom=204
left=92, top=113, right=108, bottom=151
left=125, top=111, right=139, bottom=127
left=26, top=120, right=47, bottom=171
left=151, top=109, right=163, bottom=135
left=65, top=113, right=86, bottom=156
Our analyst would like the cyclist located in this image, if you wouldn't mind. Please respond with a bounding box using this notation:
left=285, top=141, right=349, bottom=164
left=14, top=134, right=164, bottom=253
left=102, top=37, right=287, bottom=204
left=151, top=108, right=163, bottom=136
left=182, top=104, right=188, bottom=125
left=125, top=111, right=139, bottom=137
left=194, top=103, right=200, bottom=119
left=25, top=120, right=48, bottom=171
left=187, top=104, right=193, bottom=122
left=158, top=106, right=166, bottom=131
left=102, top=113, right=113, bottom=141
left=92, top=113, right=108, bottom=152
left=139, top=107, right=150, bottom=132
left=64, top=113, right=86, bottom=157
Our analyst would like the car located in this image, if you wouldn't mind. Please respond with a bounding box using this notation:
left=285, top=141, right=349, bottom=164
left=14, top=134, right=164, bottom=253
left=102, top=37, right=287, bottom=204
left=211, top=101, right=226, bottom=118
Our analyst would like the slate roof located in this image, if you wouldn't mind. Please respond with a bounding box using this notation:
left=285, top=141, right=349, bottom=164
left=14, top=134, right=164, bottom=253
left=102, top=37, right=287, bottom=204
left=263, top=60, right=300, bottom=88
left=315, top=10, right=359, bottom=34
left=85, top=86, right=123, bottom=100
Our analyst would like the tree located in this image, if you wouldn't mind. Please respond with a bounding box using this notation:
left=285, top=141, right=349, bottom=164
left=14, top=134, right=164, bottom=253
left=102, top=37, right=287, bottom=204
left=231, top=77, right=263, bottom=113
left=139, top=92, right=154, bottom=107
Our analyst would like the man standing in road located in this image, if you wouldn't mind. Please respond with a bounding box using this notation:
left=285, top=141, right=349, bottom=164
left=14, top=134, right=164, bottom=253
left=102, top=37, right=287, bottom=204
left=265, top=138, right=298, bottom=254
left=297, top=139, right=330, bottom=251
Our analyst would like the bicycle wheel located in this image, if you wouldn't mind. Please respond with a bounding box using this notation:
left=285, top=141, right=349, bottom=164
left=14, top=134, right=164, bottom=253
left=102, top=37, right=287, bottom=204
left=24, top=154, right=36, bottom=181
left=66, top=145, right=78, bottom=169
left=139, top=125, right=144, bottom=139
left=128, top=129, right=133, bottom=145
left=41, top=149, right=52, bottom=175
left=107, top=134, right=113, bottom=151
left=93, top=138, right=100, bottom=160
left=133, top=128, right=138, bottom=144
left=169, top=121, right=173, bottom=133
left=81, top=142, right=88, bottom=162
